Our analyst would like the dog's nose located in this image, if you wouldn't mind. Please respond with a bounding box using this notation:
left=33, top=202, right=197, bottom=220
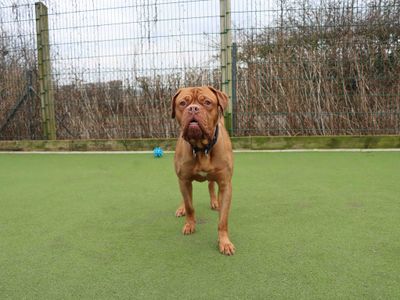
left=187, top=105, right=200, bottom=114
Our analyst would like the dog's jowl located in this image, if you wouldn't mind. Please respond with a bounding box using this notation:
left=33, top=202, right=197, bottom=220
left=171, top=86, right=235, bottom=256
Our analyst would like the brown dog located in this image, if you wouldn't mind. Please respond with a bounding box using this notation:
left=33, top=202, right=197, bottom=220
left=171, top=86, right=235, bottom=255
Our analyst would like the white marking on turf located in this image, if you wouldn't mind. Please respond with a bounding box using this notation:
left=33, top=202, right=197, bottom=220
left=1, top=149, right=400, bottom=154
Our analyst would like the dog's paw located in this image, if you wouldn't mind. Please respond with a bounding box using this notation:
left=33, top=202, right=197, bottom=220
left=182, top=222, right=195, bottom=235
left=175, top=206, right=186, bottom=217
left=210, top=199, right=220, bottom=211
left=219, top=239, right=235, bottom=256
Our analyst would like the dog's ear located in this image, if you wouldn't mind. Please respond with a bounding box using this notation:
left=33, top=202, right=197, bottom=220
left=171, top=89, right=182, bottom=119
left=208, top=86, right=229, bottom=113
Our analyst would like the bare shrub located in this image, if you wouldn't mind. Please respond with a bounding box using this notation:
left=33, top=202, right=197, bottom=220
left=0, top=7, right=41, bottom=140
left=2, top=0, right=399, bottom=139
left=234, top=0, right=400, bottom=135
left=54, top=68, right=219, bottom=139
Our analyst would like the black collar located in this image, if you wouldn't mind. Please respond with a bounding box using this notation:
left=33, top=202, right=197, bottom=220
left=191, top=124, right=219, bottom=156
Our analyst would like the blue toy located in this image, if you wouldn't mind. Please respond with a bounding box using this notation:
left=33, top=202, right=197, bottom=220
left=153, top=147, right=164, bottom=158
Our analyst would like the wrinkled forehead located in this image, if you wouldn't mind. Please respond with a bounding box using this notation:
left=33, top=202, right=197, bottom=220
left=178, top=87, right=216, bottom=101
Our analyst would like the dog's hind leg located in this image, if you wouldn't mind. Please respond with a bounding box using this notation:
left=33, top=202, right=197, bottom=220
left=179, top=179, right=196, bottom=234
left=208, top=181, right=220, bottom=210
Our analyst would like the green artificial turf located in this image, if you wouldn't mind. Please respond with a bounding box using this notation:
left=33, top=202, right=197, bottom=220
left=0, top=152, right=399, bottom=299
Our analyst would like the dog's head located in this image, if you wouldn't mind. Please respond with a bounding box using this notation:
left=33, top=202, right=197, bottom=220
left=171, top=86, right=228, bottom=147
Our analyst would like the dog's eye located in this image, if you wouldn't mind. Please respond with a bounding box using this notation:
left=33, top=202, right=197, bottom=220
left=179, top=100, right=187, bottom=107
left=204, top=100, right=212, bottom=106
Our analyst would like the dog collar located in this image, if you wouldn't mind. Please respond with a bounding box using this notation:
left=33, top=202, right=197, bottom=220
left=192, top=124, right=219, bottom=156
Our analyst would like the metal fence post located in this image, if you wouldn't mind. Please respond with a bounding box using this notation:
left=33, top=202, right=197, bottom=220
left=231, top=42, right=237, bottom=135
left=35, top=2, right=56, bottom=140
left=220, top=0, right=233, bottom=135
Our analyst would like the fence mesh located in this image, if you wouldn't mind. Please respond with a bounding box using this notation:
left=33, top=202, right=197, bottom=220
left=48, top=0, right=221, bottom=139
left=0, top=2, right=40, bottom=140
left=1, top=0, right=399, bottom=140
left=232, top=0, right=400, bottom=136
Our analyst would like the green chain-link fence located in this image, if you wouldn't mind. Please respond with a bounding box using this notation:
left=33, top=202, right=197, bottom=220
left=1, top=0, right=399, bottom=140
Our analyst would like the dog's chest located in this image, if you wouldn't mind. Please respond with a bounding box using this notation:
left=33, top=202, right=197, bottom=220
left=192, top=156, right=214, bottom=179
left=197, top=171, right=208, bottom=177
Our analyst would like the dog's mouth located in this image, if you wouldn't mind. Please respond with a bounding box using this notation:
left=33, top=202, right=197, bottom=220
left=185, top=118, right=203, bottom=139
left=188, top=119, right=200, bottom=129
left=183, top=117, right=212, bottom=145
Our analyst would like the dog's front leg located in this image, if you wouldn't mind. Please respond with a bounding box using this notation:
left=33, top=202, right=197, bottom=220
left=178, top=179, right=196, bottom=234
left=217, top=180, right=235, bottom=255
